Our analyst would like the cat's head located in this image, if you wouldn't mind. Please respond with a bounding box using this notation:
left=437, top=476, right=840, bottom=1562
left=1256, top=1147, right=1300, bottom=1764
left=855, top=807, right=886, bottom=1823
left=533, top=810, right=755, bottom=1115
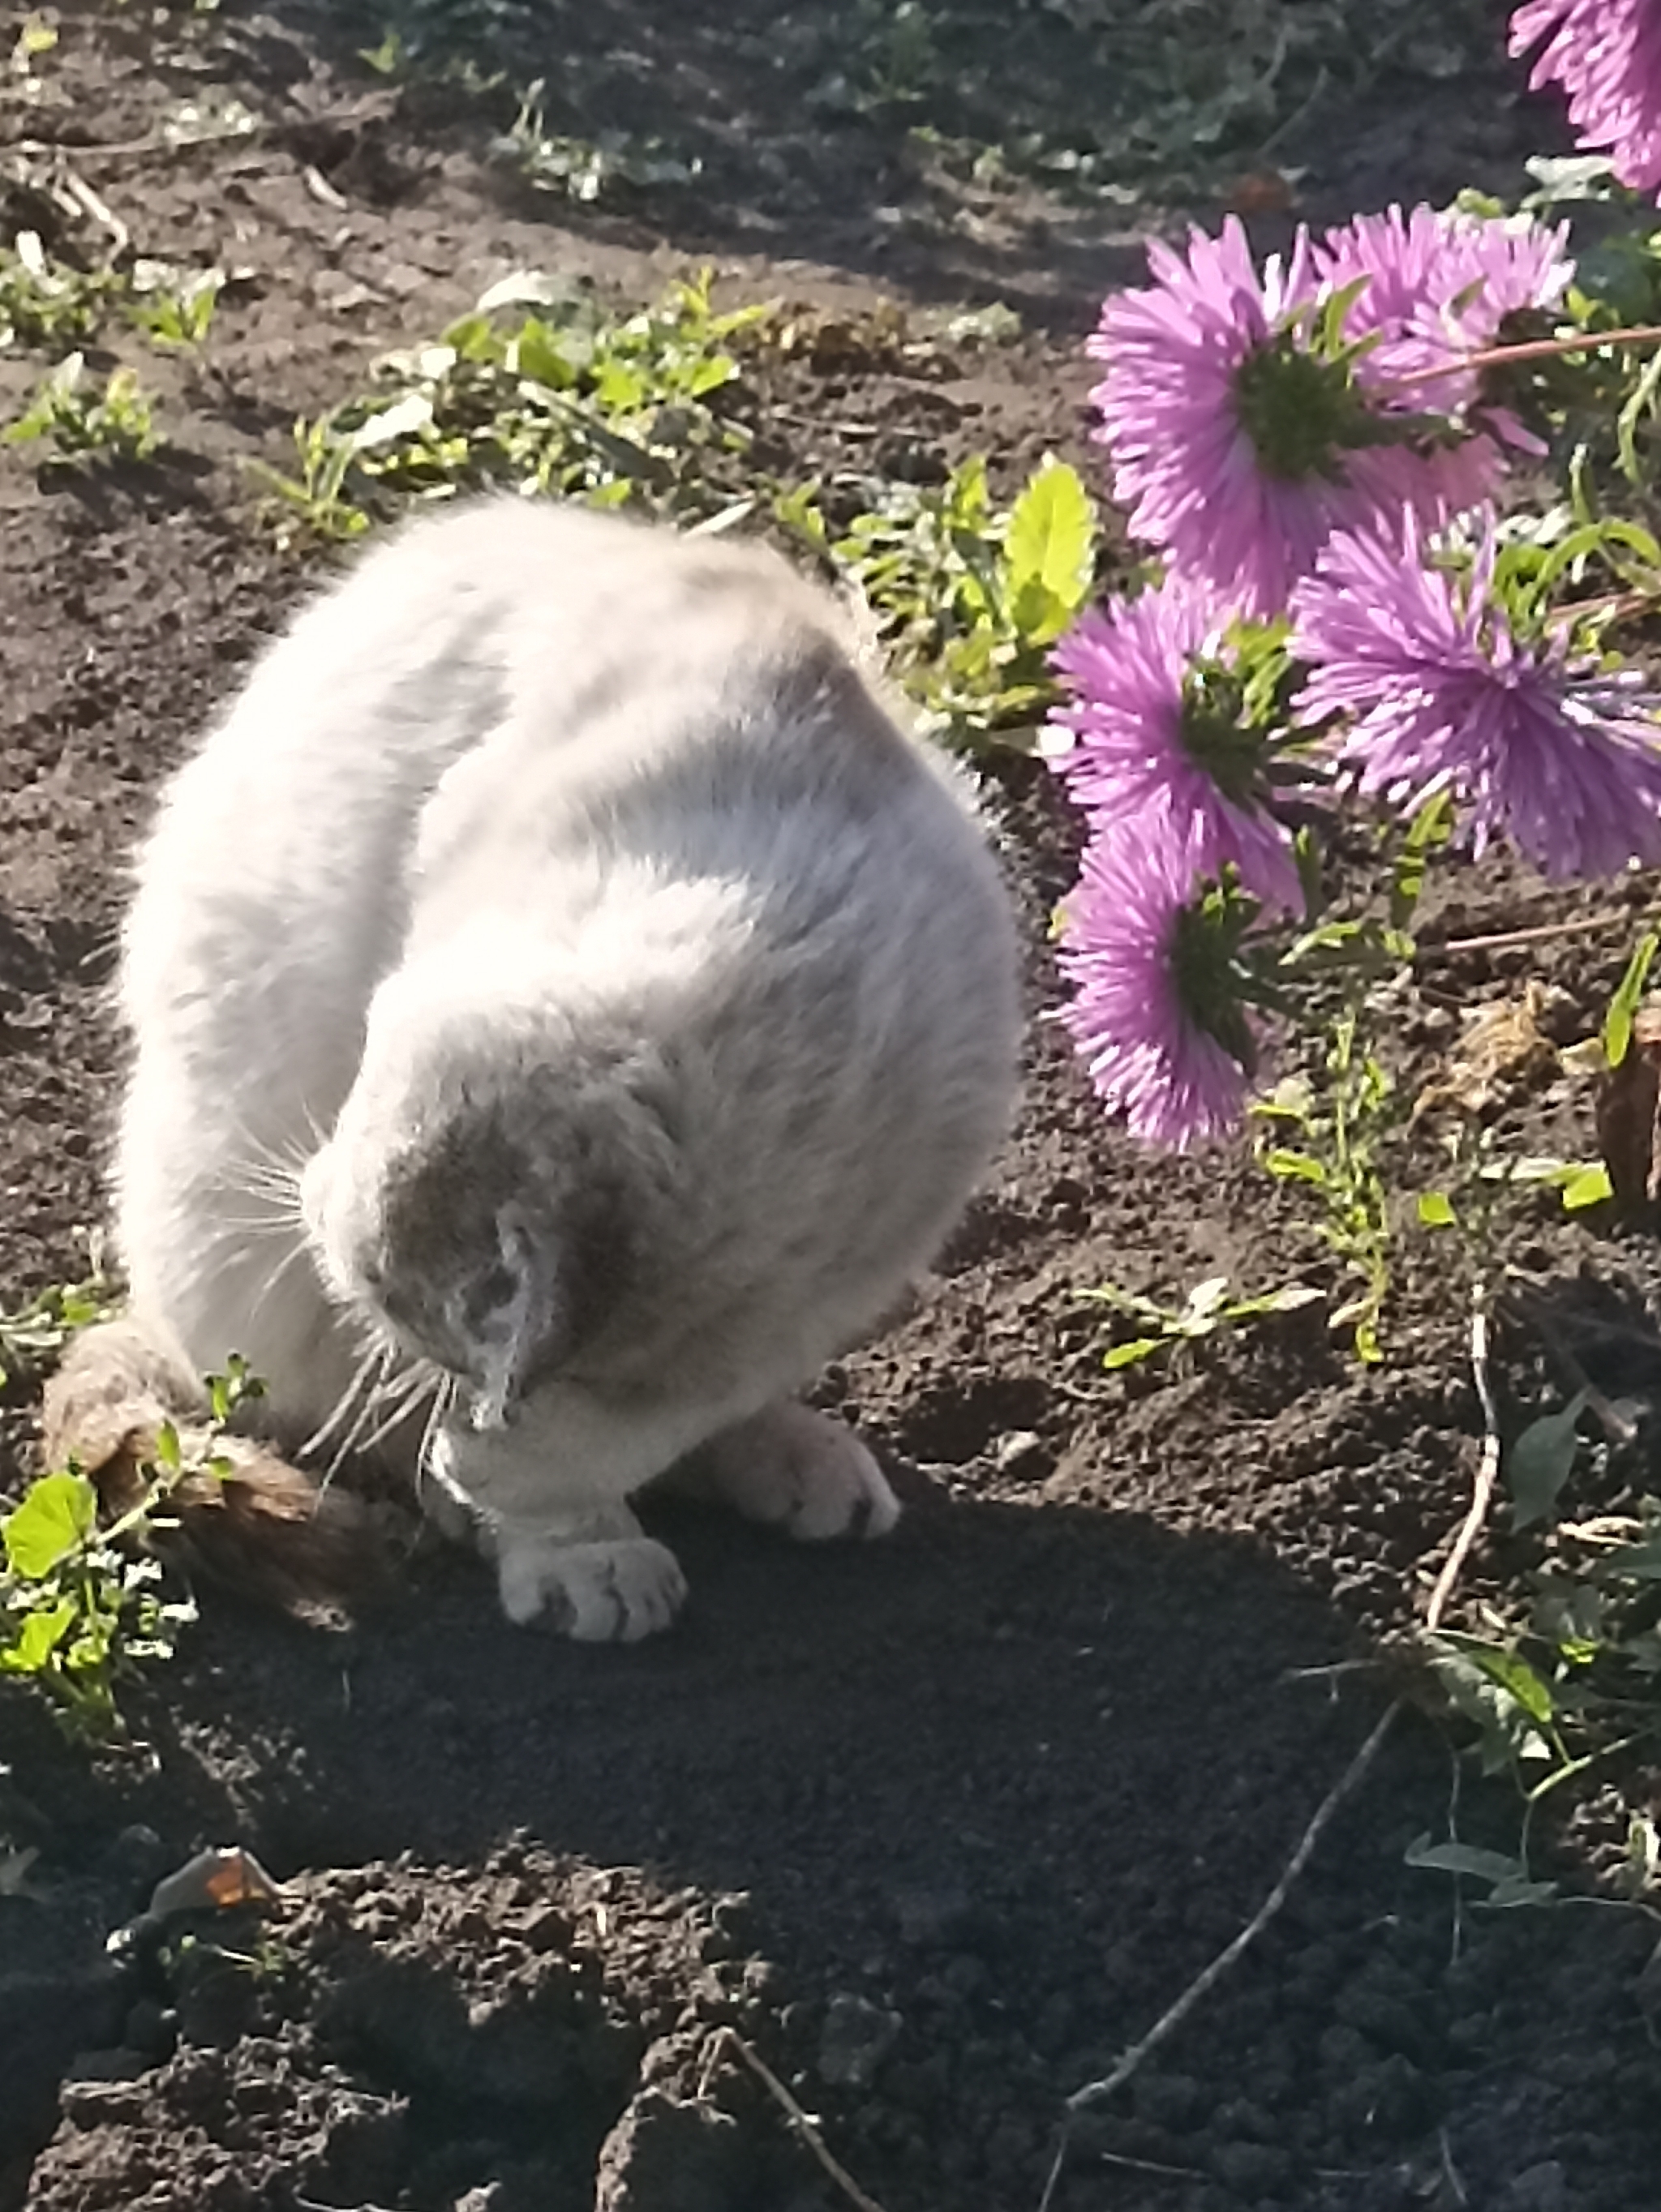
left=298, top=957, right=680, bottom=1423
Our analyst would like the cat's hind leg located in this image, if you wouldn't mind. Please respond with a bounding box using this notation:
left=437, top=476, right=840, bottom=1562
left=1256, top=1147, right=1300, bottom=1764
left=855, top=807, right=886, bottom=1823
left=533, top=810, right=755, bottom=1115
left=676, top=1400, right=901, bottom=1541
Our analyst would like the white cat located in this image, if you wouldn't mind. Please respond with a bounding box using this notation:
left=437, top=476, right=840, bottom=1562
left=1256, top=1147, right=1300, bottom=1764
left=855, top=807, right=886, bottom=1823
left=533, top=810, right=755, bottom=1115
left=57, top=497, right=1020, bottom=1639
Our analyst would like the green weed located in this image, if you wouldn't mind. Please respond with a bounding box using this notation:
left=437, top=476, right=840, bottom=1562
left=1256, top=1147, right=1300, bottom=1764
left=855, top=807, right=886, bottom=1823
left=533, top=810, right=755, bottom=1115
left=127, top=263, right=224, bottom=349
left=491, top=78, right=700, bottom=201
left=0, top=234, right=119, bottom=349
left=255, top=269, right=766, bottom=543
left=1079, top=1272, right=1321, bottom=1373
left=6, top=354, right=162, bottom=464
left=1, top=1358, right=262, bottom=1742
left=1255, top=1011, right=1398, bottom=1363
left=782, top=451, right=1097, bottom=750
left=0, top=1266, right=120, bottom=1391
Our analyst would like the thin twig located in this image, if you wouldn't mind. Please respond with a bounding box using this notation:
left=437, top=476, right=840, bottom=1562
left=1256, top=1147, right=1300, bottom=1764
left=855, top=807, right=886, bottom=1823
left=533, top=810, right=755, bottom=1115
left=712, top=2026, right=890, bottom=2212
left=1426, top=1284, right=1500, bottom=1636
left=1415, top=911, right=1633, bottom=961
left=5, top=99, right=395, bottom=167
left=1093, top=2147, right=1204, bottom=2180
left=1041, top=1704, right=1401, bottom=2161
left=1437, top=2128, right=1471, bottom=2209
left=1038, top=1286, right=1508, bottom=2212
left=7, top=125, right=267, bottom=161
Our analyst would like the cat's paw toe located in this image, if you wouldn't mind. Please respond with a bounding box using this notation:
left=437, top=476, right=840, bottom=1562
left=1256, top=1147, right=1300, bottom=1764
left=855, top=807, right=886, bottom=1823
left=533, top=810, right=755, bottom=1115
left=496, top=1533, right=688, bottom=1640
left=700, top=1404, right=900, bottom=1542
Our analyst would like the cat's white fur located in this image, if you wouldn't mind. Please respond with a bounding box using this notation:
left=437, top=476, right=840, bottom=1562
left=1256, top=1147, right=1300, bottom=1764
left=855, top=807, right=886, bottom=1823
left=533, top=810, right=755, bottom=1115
left=112, top=496, right=1019, bottom=1636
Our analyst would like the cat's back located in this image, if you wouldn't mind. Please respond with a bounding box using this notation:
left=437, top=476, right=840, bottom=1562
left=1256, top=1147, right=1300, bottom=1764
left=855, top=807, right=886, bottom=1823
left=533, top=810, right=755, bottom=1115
left=124, top=499, right=1004, bottom=1080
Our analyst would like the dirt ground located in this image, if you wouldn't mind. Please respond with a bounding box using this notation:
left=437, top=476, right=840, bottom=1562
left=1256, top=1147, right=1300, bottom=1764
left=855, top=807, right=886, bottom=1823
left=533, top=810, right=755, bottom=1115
left=2, top=5, right=1659, bottom=2210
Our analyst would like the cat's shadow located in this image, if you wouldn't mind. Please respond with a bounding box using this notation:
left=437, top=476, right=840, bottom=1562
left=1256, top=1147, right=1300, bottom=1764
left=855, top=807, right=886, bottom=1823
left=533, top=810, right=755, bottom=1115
left=73, top=1479, right=1408, bottom=2036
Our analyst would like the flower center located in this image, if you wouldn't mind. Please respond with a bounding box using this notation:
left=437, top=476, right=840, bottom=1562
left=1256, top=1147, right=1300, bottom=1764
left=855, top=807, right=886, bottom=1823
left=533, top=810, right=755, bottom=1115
left=1178, top=661, right=1267, bottom=805
left=1170, top=885, right=1259, bottom=1075
left=1232, top=334, right=1361, bottom=483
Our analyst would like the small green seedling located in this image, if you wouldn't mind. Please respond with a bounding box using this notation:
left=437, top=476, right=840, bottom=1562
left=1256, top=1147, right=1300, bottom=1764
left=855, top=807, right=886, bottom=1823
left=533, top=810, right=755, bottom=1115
left=255, top=270, right=767, bottom=542
left=1079, top=1272, right=1321, bottom=1371
left=492, top=79, right=700, bottom=200
left=6, top=354, right=161, bottom=463
left=818, top=451, right=1097, bottom=750
left=127, top=264, right=224, bottom=349
left=0, top=233, right=119, bottom=349
left=1255, top=1010, right=1397, bottom=1361
left=0, top=1267, right=119, bottom=1390
left=1, top=1357, right=264, bottom=1740
left=253, top=414, right=373, bottom=546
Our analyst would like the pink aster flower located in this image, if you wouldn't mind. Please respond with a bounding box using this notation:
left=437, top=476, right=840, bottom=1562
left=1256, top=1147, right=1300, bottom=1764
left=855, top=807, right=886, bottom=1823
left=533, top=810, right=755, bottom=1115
left=1044, top=577, right=1301, bottom=912
left=1315, top=203, right=1574, bottom=414
left=1510, top=1, right=1661, bottom=195
left=1091, top=218, right=1504, bottom=616
left=1057, top=821, right=1262, bottom=1151
left=1289, top=512, right=1661, bottom=879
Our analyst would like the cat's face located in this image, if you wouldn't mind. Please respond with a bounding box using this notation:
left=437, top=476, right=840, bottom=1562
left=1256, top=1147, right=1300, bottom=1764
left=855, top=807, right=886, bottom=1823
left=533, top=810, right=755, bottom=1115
left=298, top=964, right=581, bottom=1421
left=298, top=962, right=659, bottom=1423
left=301, top=1107, right=561, bottom=1423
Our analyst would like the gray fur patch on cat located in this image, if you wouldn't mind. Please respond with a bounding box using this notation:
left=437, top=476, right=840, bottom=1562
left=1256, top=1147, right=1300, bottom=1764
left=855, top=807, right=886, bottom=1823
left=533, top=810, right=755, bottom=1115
left=105, top=495, right=1021, bottom=1637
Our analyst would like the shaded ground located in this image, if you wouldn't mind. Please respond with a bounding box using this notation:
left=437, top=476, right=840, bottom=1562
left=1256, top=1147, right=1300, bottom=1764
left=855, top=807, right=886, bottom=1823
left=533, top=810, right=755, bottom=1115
left=2, top=6, right=1658, bottom=2212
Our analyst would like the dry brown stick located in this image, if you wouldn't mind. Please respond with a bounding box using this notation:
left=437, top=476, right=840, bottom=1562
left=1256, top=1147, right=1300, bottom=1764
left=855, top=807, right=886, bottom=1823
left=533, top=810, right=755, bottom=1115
left=713, top=2026, right=890, bottom=2212
left=1035, top=1700, right=1402, bottom=2211
left=1425, top=1284, right=1500, bottom=1635
left=1415, top=911, right=1634, bottom=961
left=1037, top=1284, right=1506, bottom=2212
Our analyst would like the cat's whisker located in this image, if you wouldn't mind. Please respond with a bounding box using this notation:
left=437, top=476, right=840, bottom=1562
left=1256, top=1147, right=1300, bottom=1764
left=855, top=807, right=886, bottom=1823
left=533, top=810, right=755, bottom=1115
left=354, top=1366, right=443, bottom=1462
left=302, top=1336, right=390, bottom=1462
left=225, top=1117, right=315, bottom=1186
left=217, top=1210, right=308, bottom=1237
left=319, top=1340, right=421, bottom=1481
left=246, top=1237, right=316, bottom=1328
left=415, top=1370, right=457, bottom=1500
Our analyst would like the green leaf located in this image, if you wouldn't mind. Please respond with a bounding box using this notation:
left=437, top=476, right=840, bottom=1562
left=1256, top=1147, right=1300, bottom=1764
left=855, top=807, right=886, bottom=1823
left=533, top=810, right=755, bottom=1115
left=1102, top=1338, right=1162, bottom=1370
left=1261, top=1147, right=1327, bottom=1184
left=3, top=1473, right=97, bottom=1579
left=1603, top=930, right=1657, bottom=1067
left=1183, top=1275, right=1233, bottom=1321
left=1560, top=1161, right=1613, bottom=1211
left=1009, top=576, right=1067, bottom=645
left=1595, top=1534, right=1661, bottom=1580
left=1507, top=1391, right=1589, bottom=1531
left=1417, top=1190, right=1457, bottom=1228
left=1390, top=791, right=1453, bottom=932
left=1404, top=1835, right=1529, bottom=1886
left=1460, top=1639, right=1557, bottom=1729
left=1002, top=459, right=1093, bottom=641
left=0, top=1597, right=76, bottom=1672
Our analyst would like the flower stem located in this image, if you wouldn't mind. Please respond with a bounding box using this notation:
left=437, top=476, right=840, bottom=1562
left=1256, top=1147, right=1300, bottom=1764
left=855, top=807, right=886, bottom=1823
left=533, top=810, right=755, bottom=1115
left=1385, top=321, right=1661, bottom=394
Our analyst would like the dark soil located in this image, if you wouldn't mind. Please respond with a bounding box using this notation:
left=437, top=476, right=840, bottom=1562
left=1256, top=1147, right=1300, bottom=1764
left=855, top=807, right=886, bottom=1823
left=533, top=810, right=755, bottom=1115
left=2, top=6, right=1658, bottom=2212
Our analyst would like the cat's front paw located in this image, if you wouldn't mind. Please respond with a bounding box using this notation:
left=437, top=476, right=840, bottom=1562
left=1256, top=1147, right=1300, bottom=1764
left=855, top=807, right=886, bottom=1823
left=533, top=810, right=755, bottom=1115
left=496, top=1532, right=688, bottom=1640
left=693, top=1401, right=900, bottom=1541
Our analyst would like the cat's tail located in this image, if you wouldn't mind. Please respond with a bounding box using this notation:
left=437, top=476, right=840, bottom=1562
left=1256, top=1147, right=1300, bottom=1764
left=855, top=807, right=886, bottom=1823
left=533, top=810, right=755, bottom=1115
left=38, top=1316, right=380, bottom=1612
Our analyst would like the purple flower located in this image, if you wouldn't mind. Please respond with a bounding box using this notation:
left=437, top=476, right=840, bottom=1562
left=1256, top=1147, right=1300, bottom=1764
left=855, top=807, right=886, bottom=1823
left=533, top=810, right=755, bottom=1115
left=1090, top=218, right=1504, bottom=616
left=1315, top=204, right=1573, bottom=416
left=1290, top=512, right=1661, bottom=879
left=1044, top=578, right=1302, bottom=911
left=1510, top=0, right=1661, bottom=195
left=1057, top=821, right=1261, bottom=1150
